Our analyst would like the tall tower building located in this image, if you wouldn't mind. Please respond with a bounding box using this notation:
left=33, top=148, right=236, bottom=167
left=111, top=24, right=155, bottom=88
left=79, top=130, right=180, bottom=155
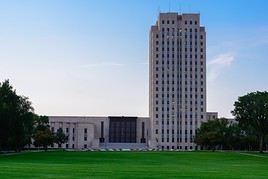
left=149, top=13, right=206, bottom=150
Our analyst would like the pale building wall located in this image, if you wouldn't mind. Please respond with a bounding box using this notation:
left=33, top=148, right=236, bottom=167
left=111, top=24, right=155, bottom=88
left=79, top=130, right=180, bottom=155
left=206, top=112, right=218, bottom=121
left=49, top=116, right=150, bottom=149
left=149, top=13, right=207, bottom=150
left=136, top=117, right=150, bottom=143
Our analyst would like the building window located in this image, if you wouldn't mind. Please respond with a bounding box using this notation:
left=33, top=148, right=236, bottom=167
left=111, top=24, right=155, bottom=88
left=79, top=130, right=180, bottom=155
left=84, top=137, right=87, bottom=141
left=100, top=121, right=105, bottom=143
left=141, top=122, right=145, bottom=139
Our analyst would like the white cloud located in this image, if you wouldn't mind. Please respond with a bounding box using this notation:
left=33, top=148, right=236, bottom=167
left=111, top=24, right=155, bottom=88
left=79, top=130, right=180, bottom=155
left=208, top=53, right=235, bottom=81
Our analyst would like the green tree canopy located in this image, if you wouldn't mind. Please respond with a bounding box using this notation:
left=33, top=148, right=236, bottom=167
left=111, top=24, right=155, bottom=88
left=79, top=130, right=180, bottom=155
left=232, top=91, right=268, bottom=153
left=55, top=128, right=68, bottom=147
left=33, top=128, right=54, bottom=151
left=33, top=115, right=54, bottom=151
left=195, top=118, right=228, bottom=151
left=0, top=80, right=35, bottom=151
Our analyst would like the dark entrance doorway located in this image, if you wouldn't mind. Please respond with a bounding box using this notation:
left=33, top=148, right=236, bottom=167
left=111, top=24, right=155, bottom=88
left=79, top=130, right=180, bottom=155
left=109, top=116, right=137, bottom=143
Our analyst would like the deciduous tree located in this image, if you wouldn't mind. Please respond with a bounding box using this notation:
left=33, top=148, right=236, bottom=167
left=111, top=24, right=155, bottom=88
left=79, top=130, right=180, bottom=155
left=33, top=128, right=54, bottom=151
left=232, top=91, right=268, bottom=153
left=0, top=80, right=35, bottom=151
left=195, top=118, right=228, bottom=151
left=55, top=128, right=68, bottom=147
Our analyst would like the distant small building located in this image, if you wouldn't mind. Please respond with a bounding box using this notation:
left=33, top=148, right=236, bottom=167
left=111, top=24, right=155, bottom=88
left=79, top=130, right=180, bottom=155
left=225, top=118, right=237, bottom=124
left=206, top=112, right=218, bottom=120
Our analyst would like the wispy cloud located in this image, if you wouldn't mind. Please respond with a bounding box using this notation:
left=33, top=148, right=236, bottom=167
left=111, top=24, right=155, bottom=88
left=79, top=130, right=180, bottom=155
left=79, top=62, right=125, bottom=68
left=136, top=62, right=149, bottom=65
left=78, top=61, right=150, bottom=69
left=208, top=53, right=235, bottom=81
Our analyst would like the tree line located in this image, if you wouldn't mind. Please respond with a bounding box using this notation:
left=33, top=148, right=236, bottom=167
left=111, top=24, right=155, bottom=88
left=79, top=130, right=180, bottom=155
left=195, top=91, right=268, bottom=153
left=1, top=80, right=268, bottom=152
left=0, top=80, right=68, bottom=152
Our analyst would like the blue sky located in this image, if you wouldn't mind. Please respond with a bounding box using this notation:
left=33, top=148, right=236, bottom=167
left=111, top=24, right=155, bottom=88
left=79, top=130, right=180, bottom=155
left=0, top=0, right=268, bottom=117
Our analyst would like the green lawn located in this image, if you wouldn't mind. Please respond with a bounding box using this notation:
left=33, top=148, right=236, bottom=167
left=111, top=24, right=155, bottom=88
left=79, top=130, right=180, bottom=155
left=0, top=151, right=268, bottom=178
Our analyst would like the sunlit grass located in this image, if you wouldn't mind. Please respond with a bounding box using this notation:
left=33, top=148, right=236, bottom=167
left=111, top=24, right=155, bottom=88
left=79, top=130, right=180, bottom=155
left=0, top=151, right=267, bottom=178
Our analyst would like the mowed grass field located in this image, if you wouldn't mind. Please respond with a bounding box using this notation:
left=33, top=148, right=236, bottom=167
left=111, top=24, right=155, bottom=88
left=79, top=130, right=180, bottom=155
left=0, top=151, right=268, bottom=178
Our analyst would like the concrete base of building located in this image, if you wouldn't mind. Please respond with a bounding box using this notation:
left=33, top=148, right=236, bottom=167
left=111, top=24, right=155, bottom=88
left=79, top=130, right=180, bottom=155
left=99, top=143, right=148, bottom=150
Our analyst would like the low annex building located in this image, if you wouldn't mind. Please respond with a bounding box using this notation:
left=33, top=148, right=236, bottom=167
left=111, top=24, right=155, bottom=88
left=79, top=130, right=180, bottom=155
left=49, top=116, right=151, bottom=150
